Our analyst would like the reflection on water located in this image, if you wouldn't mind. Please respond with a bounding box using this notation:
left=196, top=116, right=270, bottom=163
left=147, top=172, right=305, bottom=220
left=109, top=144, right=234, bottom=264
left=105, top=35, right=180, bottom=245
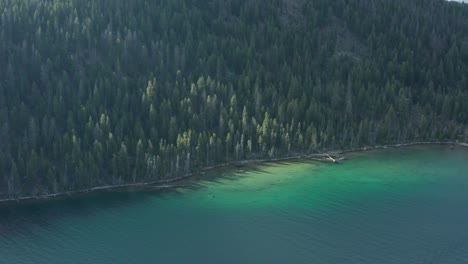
left=0, top=146, right=467, bottom=264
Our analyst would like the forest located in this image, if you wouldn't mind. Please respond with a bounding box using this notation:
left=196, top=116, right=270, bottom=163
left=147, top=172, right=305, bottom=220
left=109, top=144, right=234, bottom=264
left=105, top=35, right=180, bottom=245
left=0, top=0, right=467, bottom=198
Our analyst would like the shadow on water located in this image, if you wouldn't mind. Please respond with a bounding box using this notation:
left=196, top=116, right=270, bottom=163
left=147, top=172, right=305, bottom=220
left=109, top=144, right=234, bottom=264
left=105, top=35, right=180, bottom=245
left=183, top=159, right=318, bottom=191
left=0, top=188, right=177, bottom=238
left=3, top=145, right=460, bottom=238
left=0, top=145, right=467, bottom=263
left=0, top=158, right=326, bottom=235
left=0, top=159, right=310, bottom=238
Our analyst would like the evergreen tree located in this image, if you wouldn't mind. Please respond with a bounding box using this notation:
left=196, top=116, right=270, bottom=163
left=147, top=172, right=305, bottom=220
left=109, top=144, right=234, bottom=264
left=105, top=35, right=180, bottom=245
left=0, top=0, right=466, bottom=198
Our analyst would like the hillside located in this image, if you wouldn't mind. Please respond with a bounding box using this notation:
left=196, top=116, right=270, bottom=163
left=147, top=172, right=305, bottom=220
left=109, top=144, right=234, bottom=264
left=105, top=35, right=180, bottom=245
left=0, top=0, right=467, bottom=198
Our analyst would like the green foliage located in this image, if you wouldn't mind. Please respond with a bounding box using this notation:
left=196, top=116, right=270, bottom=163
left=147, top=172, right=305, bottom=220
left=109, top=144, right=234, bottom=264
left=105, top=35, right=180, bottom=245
left=0, top=0, right=467, bottom=198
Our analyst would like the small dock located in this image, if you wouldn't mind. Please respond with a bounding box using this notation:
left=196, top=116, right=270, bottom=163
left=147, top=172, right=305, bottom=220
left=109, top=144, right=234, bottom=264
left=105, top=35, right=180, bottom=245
left=311, top=154, right=344, bottom=164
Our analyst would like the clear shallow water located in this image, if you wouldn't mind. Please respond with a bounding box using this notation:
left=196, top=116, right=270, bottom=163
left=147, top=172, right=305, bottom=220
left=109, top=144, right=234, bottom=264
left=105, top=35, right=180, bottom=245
left=0, top=146, right=467, bottom=264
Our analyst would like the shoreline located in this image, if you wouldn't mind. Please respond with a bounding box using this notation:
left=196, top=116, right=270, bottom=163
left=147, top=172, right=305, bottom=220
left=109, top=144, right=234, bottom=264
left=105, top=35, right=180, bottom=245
left=1, top=141, right=466, bottom=205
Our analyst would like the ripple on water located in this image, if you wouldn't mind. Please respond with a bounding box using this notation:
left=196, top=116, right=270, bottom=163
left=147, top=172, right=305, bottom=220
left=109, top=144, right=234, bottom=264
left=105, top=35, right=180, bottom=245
left=0, top=146, right=467, bottom=264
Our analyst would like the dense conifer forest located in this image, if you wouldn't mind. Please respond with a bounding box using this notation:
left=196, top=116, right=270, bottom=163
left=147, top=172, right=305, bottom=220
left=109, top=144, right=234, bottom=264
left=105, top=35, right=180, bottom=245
left=0, top=0, right=467, bottom=198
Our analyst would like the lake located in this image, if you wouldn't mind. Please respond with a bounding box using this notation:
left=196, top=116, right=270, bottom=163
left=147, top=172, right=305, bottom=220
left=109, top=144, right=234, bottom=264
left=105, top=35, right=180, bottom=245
left=0, top=145, right=467, bottom=263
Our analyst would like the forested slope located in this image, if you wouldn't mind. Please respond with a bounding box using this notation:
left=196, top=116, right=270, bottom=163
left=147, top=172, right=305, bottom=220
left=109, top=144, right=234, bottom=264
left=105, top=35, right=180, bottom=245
left=0, top=0, right=467, bottom=198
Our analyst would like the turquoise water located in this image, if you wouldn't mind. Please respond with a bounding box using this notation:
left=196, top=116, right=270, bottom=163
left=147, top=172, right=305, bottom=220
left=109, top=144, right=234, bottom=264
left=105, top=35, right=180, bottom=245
left=0, top=146, right=467, bottom=263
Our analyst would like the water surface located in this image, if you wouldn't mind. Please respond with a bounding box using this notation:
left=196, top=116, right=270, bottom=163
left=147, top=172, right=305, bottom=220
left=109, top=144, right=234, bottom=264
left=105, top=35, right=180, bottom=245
left=0, top=146, right=467, bottom=263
